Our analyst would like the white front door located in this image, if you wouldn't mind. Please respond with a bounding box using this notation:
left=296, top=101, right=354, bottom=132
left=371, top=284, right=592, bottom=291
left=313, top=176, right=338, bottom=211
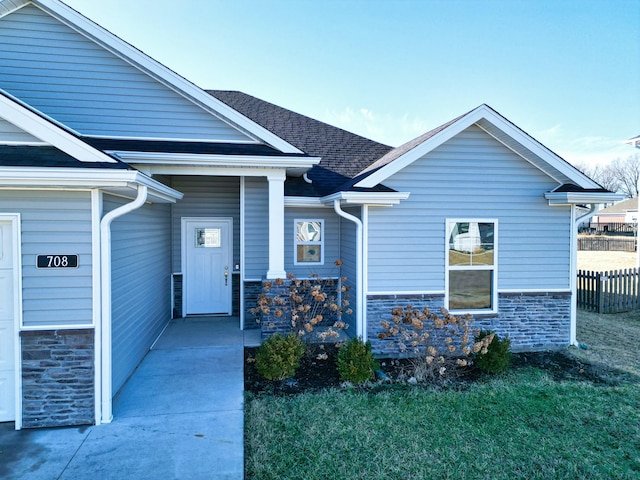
left=0, top=219, right=16, bottom=422
left=182, top=218, right=233, bottom=315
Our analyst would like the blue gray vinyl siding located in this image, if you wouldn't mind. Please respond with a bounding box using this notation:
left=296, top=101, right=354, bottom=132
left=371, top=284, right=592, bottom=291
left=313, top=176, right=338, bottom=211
left=169, top=176, right=240, bottom=273
left=338, top=208, right=359, bottom=337
left=105, top=195, right=171, bottom=394
left=285, top=207, right=341, bottom=278
left=367, top=124, right=571, bottom=293
left=0, top=5, right=253, bottom=142
left=243, top=177, right=269, bottom=279
left=0, top=190, right=92, bottom=327
left=0, top=117, right=40, bottom=143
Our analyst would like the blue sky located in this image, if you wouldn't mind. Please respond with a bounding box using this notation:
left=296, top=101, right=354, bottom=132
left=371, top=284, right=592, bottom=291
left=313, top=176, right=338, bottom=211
left=63, top=0, right=640, bottom=166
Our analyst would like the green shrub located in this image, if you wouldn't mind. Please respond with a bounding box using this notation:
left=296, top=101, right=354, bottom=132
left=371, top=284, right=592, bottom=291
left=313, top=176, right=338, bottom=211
left=337, top=338, right=378, bottom=384
left=473, top=330, right=511, bottom=374
left=256, top=333, right=306, bottom=380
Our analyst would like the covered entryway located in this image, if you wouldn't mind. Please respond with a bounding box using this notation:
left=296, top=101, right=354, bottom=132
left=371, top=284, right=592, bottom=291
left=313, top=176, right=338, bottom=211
left=181, top=217, right=233, bottom=316
left=0, top=216, right=18, bottom=423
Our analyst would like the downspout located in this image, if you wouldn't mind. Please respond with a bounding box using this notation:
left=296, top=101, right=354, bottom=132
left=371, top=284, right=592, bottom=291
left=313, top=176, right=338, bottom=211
left=571, top=203, right=599, bottom=346
left=333, top=200, right=365, bottom=341
left=98, top=185, right=148, bottom=424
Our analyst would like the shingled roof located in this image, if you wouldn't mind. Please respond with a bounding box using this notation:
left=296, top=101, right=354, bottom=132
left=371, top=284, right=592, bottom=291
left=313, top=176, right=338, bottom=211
left=207, top=90, right=393, bottom=196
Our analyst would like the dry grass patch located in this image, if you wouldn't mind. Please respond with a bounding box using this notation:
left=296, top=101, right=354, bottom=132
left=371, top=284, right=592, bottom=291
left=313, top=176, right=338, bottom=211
left=577, top=250, right=637, bottom=271
left=572, top=310, right=640, bottom=378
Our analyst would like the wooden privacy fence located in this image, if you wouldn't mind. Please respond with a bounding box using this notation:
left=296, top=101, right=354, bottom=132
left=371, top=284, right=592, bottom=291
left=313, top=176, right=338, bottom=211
left=578, top=237, right=637, bottom=252
left=577, top=268, right=640, bottom=313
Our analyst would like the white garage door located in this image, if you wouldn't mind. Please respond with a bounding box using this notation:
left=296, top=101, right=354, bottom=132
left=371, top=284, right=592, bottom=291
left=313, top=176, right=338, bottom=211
left=0, top=219, right=16, bottom=422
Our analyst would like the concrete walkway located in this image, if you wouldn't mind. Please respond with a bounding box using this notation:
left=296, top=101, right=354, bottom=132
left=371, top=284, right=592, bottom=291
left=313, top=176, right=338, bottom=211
left=0, top=317, right=259, bottom=480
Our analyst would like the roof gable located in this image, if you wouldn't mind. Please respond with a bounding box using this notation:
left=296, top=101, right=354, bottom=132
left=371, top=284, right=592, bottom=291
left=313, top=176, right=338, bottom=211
left=0, top=0, right=301, bottom=153
left=355, top=104, right=602, bottom=190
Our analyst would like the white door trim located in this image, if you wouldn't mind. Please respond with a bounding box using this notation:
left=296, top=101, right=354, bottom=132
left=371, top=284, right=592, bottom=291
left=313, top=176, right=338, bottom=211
left=0, top=214, right=22, bottom=429
left=181, top=217, right=233, bottom=317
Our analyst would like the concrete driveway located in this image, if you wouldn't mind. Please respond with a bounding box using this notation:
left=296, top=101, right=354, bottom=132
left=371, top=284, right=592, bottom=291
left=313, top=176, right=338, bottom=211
left=0, top=317, right=259, bottom=480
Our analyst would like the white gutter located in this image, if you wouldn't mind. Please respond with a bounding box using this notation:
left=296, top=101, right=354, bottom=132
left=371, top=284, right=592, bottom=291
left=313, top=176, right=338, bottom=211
left=570, top=204, right=600, bottom=347
left=98, top=185, right=148, bottom=424
left=333, top=200, right=365, bottom=341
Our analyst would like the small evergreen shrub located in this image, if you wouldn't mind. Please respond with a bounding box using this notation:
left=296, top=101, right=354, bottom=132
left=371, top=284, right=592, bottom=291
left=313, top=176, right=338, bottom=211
left=337, top=338, right=378, bottom=384
left=473, top=330, right=511, bottom=374
left=255, top=333, right=305, bottom=380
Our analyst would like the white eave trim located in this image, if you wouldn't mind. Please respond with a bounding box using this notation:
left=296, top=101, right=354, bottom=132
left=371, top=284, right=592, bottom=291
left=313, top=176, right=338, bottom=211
left=322, top=191, right=410, bottom=206
left=284, top=196, right=325, bottom=207
left=544, top=191, right=624, bottom=205
left=112, top=151, right=320, bottom=176
left=0, top=167, right=183, bottom=203
left=31, top=0, right=303, bottom=154
left=355, top=105, right=601, bottom=190
left=0, top=90, right=117, bottom=164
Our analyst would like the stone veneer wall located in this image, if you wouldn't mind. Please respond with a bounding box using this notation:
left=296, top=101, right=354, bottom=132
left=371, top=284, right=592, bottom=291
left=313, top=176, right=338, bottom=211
left=243, top=280, right=264, bottom=330
left=367, top=292, right=572, bottom=356
left=21, top=329, right=94, bottom=428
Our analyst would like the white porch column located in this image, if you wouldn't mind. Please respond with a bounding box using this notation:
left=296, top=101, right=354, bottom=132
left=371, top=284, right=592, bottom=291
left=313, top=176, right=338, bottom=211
left=266, top=171, right=286, bottom=279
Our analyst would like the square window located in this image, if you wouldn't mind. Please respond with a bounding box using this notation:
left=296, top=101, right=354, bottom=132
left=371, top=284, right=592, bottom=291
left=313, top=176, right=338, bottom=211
left=295, top=220, right=323, bottom=264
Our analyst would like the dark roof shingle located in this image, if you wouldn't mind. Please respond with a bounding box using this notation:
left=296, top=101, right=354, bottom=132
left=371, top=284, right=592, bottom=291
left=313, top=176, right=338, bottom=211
left=208, top=90, right=393, bottom=196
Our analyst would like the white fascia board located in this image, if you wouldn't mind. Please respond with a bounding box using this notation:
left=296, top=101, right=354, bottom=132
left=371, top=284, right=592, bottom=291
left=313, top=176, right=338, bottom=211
left=284, top=196, right=326, bottom=207
left=355, top=105, right=601, bottom=190
left=0, top=167, right=182, bottom=202
left=33, top=0, right=303, bottom=154
left=322, top=191, right=410, bottom=206
left=113, top=151, right=320, bottom=177
left=544, top=191, right=624, bottom=205
left=0, top=90, right=117, bottom=163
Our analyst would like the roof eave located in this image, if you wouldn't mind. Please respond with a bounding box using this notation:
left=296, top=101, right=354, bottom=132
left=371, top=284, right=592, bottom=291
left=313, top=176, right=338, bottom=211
left=322, top=191, right=410, bottom=206
left=112, top=151, right=321, bottom=176
left=544, top=191, right=625, bottom=206
left=0, top=167, right=183, bottom=203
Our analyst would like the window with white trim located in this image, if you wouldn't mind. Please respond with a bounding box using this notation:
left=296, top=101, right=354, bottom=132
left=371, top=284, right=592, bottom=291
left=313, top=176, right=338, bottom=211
left=446, top=220, right=497, bottom=313
left=295, top=219, right=324, bottom=265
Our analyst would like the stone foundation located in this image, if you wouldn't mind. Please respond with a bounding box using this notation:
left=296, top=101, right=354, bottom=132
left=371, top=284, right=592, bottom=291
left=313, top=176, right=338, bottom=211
left=21, top=329, right=95, bottom=428
left=366, top=292, right=571, bottom=356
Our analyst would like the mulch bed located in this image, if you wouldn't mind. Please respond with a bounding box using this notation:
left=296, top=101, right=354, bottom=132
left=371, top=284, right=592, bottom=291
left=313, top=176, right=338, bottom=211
left=244, top=343, right=627, bottom=396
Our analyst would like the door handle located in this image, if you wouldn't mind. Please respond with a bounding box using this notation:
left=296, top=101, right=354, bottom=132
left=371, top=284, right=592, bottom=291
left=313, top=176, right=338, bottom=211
left=224, top=266, right=229, bottom=286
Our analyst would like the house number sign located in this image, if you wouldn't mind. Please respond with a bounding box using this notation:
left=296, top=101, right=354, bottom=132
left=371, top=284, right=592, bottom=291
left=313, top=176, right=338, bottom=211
left=37, top=254, right=79, bottom=268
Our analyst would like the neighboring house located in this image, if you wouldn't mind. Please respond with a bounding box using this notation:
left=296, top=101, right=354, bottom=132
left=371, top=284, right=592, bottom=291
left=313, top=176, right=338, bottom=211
left=591, top=197, right=638, bottom=224
left=627, top=134, right=640, bottom=148
left=0, top=0, right=621, bottom=430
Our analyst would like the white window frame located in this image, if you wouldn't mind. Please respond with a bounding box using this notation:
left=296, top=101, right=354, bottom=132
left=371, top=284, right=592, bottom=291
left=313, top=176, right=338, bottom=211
left=445, top=218, right=498, bottom=314
left=294, top=219, right=324, bottom=265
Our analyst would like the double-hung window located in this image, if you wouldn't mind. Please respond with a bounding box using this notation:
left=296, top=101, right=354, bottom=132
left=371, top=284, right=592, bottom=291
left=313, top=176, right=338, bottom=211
left=446, top=220, right=497, bottom=313
left=295, top=219, right=323, bottom=265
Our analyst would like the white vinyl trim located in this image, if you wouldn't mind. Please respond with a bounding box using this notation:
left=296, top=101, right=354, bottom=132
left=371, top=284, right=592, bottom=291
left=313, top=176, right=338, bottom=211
left=1, top=214, right=22, bottom=429
left=91, top=189, right=102, bottom=426
left=367, top=290, right=446, bottom=296
left=240, top=177, right=245, bottom=330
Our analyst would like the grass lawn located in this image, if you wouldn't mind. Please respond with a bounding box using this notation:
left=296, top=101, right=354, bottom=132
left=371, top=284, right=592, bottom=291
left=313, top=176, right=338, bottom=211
left=245, top=311, right=640, bottom=479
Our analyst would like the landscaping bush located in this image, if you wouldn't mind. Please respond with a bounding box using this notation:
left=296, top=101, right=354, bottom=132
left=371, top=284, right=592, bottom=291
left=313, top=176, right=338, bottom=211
left=255, top=333, right=306, bottom=380
left=378, top=306, right=494, bottom=381
left=473, top=330, right=511, bottom=374
left=337, top=338, right=378, bottom=384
